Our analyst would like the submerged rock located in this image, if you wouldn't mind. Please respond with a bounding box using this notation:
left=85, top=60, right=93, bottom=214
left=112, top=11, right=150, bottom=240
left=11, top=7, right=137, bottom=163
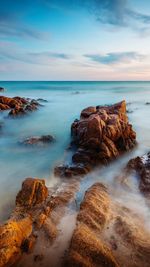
left=21, top=135, right=55, bottom=146
left=0, top=87, right=5, bottom=92
left=55, top=100, right=136, bottom=178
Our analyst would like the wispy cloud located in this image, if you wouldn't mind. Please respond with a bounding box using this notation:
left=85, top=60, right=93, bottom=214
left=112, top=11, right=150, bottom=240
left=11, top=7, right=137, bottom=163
left=84, top=52, right=144, bottom=65
left=0, top=42, right=70, bottom=65
left=45, top=0, right=150, bottom=31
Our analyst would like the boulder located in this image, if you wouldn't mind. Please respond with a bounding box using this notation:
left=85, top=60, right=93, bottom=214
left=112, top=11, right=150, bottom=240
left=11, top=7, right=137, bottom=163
left=55, top=101, right=136, bottom=178
left=16, top=178, right=48, bottom=207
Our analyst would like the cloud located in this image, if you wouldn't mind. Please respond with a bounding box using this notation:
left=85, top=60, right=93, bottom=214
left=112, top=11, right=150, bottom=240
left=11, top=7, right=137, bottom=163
left=0, top=42, right=70, bottom=65
left=45, top=0, right=150, bottom=30
left=85, top=52, right=144, bottom=65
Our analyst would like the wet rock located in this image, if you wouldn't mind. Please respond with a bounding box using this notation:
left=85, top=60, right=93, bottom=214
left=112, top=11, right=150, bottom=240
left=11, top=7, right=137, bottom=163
left=21, top=135, right=55, bottom=146
left=125, top=152, right=150, bottom=196
left=65, top=183, right=120, bottom=267
left=16, top=178, right=48, bottom=207
left=55, top=101, right=136, bottom=178
left=0, top=87, right=5, bottom=92
left=0, top=95, right=41, bottom=117
left=37, top=98, right=48, bottom=103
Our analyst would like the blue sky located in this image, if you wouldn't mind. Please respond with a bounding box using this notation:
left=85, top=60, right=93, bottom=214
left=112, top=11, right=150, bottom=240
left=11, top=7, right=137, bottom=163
left=0, top=0, right=150, bottom=80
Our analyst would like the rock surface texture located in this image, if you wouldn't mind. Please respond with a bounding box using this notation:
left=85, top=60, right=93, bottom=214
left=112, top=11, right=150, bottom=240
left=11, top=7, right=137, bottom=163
left=124, top=152, right=150, bottom=196
left=65, top=183, right=150, bottom=267
left=0, top=178, right=79, bottom=267
left=0, top=96, right=41, bottom=117
left=55, top=100, right=136, bottom=178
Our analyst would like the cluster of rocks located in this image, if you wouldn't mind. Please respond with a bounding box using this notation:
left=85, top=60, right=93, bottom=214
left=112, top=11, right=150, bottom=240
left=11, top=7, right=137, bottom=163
left=55, top=101, right=136, bottom=178
left=0, top=96, right=41, bottom=117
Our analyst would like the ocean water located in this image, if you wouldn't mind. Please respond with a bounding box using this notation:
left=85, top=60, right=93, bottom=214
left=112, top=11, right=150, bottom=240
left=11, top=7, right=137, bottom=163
left=0, top=81, right=150, bottom=221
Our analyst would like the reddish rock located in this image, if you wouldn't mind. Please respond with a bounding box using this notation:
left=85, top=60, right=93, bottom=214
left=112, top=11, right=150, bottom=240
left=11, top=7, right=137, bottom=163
left=0, top=95, right=41, bottom=117
left=16, top=178, right=48, bottom=207
left=65, top=183, right=120, bottom=267
left=0, top=217, right=32, bottom=267
left=55, top=101, right=136, bottom=178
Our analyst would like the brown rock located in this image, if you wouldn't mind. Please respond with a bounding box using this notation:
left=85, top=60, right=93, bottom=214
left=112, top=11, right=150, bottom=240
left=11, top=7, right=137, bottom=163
left=125, top=152, right=150, bottom=196
left=16, top=178, right=48, bottom=207
left=55, top=101, right=136, bottom=178
left=65, top=183, right=119, bottom=267
left=0, top=217, right=32, bottom=267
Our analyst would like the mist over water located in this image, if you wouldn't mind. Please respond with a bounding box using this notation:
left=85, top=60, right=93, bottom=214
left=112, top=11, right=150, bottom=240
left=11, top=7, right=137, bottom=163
left=0, top=81, right=150, bottom=222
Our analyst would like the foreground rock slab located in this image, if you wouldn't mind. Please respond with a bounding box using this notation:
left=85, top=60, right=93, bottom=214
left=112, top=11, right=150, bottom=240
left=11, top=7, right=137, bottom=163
left=0, top=178, right=79, bottom=267
left=65, top=183, right=150, bottom=267
left=55, top=101, right=136, bottom=178
left=65, top=183, right=119, bottom=267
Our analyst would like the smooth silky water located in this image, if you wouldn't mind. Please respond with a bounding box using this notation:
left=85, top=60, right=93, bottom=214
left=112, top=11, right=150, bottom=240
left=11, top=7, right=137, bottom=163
left=0, top=81, right=150, bottom=222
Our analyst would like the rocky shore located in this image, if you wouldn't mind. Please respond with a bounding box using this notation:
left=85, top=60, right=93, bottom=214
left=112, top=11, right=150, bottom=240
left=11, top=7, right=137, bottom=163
left=0, top=99, right=150, bottom=267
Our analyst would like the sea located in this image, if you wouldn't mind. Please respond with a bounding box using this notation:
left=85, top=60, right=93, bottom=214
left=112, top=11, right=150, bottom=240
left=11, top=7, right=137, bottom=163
left=0, top=81, right=150, bottom=222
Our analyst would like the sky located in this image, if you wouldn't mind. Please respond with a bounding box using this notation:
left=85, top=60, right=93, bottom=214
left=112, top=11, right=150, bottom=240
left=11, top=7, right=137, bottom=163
left=0, top=0, right=150, bottom=81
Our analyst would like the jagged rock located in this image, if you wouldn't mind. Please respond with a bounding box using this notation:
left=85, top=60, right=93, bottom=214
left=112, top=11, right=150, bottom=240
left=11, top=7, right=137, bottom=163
left=16, top=178, right=48, bottom=207
left=0, top=96, right=41, bottom=117
left=124, top=152, right=150, bottom=196
left=55, top=101, right=136, bottom=178
left=0, top=177, right=79, bottom=267
left=21, top=135, right=55, bottom=146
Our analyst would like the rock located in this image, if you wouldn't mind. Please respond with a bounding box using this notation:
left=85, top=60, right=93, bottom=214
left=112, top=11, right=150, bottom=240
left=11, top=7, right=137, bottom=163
left=0, top=95, right=41, bottom=117
left=0, top=87, right=5, bottom=92
left=125, top=152, right=150, bottom=196
left=0, top=177, right=79, bottom=267
left=16, top=178, right=48, bottom=207
left=55, top=101, right=136, bottom=178
left=21, top=135, right=55, bottom=146
left=0, top=217, right=32, bottom=267
left=34, top=254, right=44, bottom=262
left=37, top=98, right=48, bottom=103
left=65, top=183, right=120, bottom=267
